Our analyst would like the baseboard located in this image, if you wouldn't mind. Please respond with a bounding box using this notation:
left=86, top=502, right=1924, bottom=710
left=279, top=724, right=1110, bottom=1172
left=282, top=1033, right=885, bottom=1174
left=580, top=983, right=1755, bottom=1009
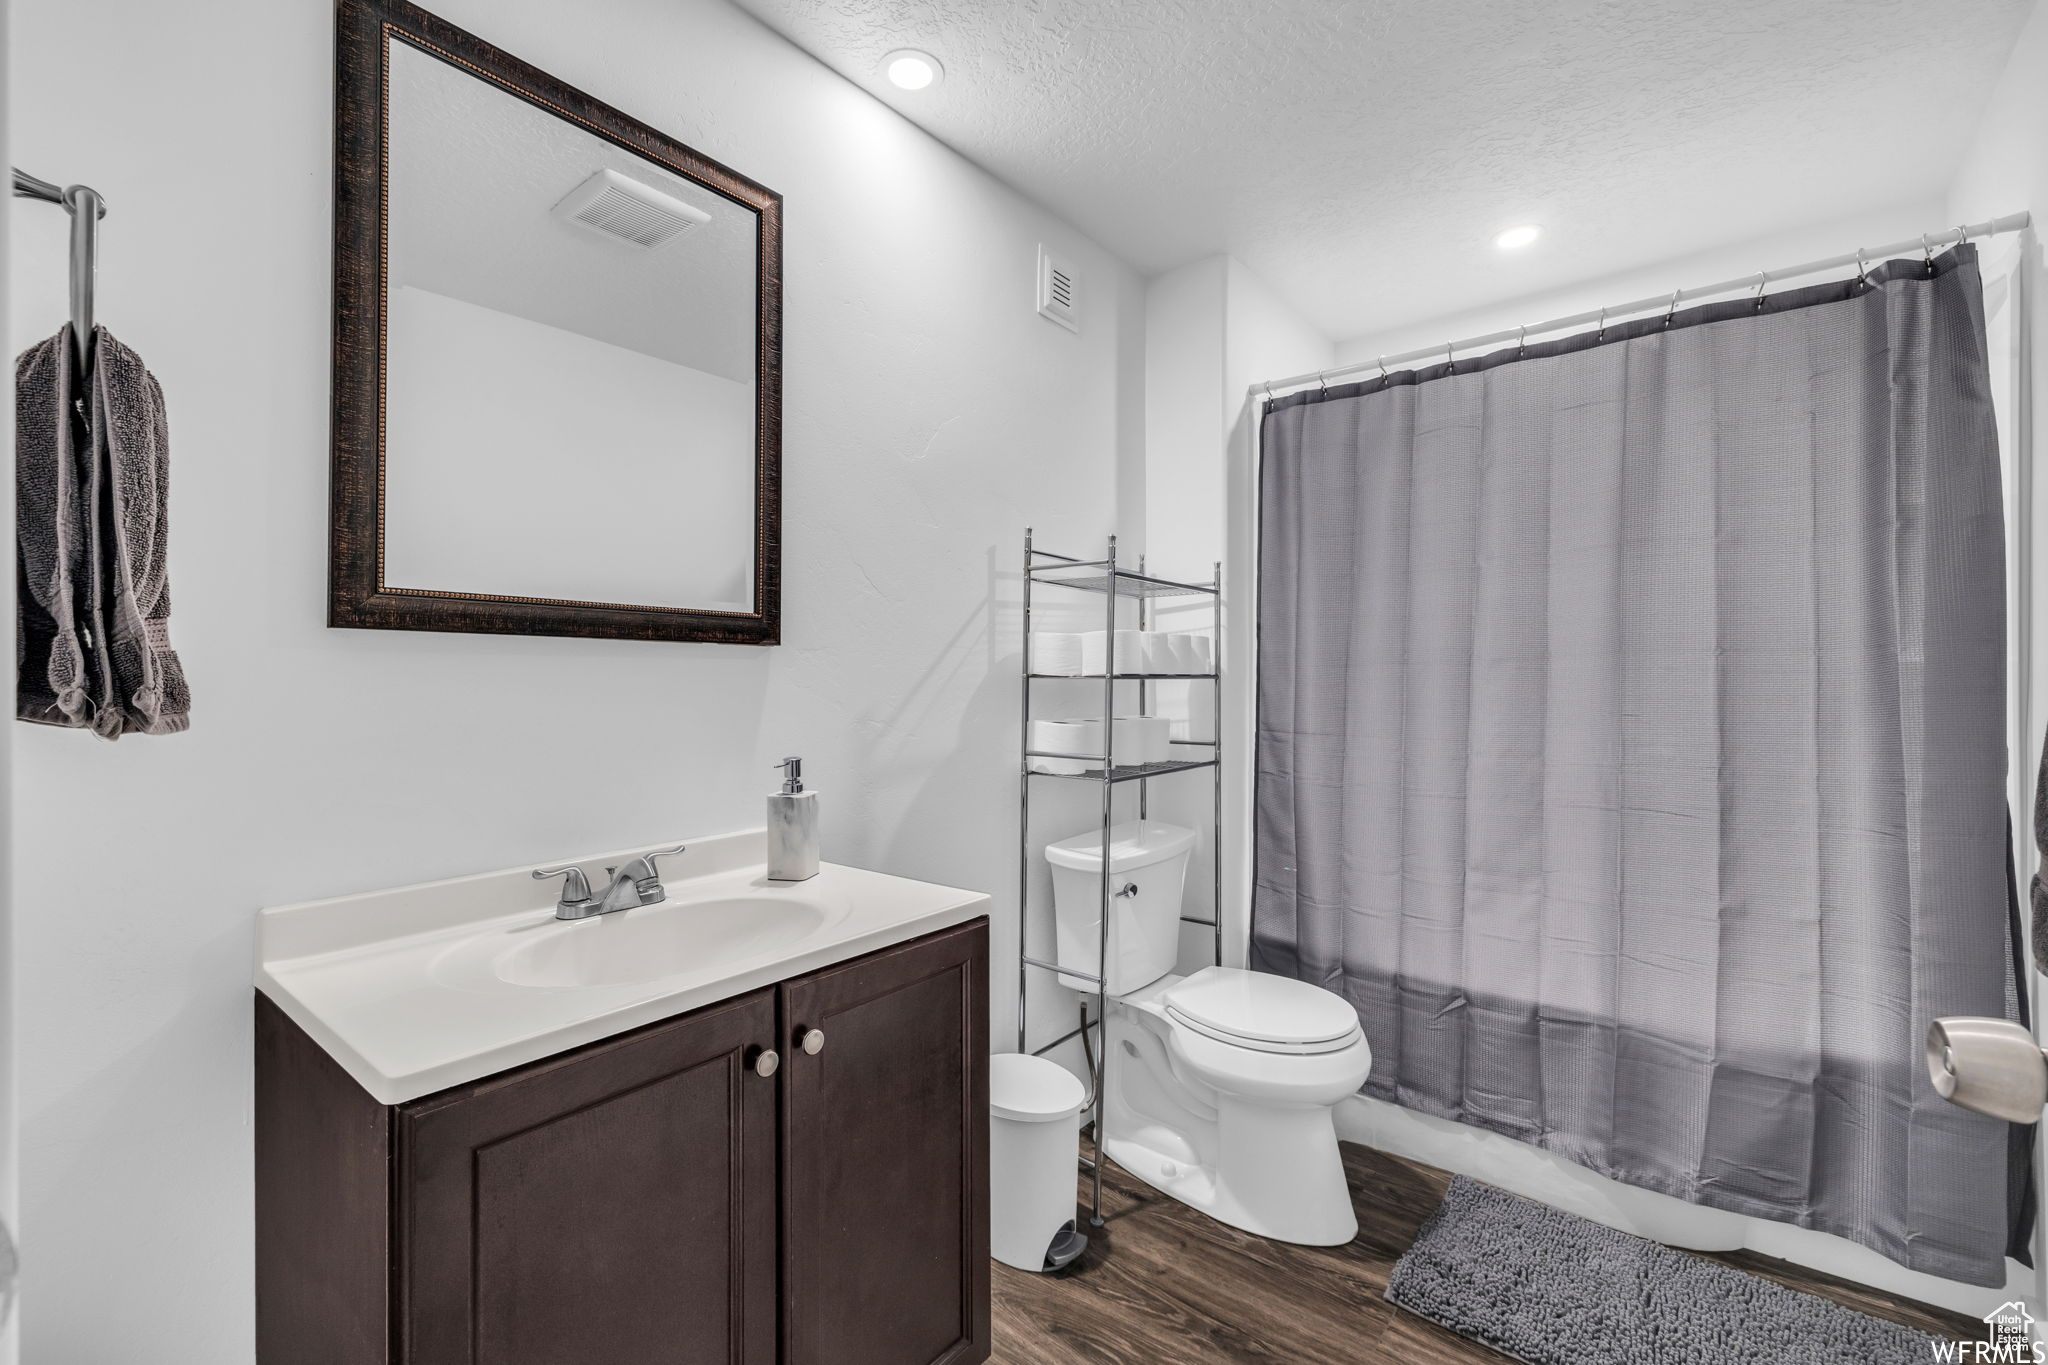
left=1336, top=1093, right=2033, bottom=1322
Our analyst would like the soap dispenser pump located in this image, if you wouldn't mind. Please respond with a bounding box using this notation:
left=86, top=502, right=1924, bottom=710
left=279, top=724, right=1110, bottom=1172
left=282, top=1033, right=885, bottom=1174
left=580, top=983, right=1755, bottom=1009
left=767, top=756, right=819, bottom=882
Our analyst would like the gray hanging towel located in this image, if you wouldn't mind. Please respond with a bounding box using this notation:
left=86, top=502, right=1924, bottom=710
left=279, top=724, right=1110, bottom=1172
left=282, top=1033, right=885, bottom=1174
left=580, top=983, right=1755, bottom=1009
left=15, top=328, right=94, bottom=727
left=15, top=325, right=188, bottom=738
left=88, top=327, right=188, bottom=736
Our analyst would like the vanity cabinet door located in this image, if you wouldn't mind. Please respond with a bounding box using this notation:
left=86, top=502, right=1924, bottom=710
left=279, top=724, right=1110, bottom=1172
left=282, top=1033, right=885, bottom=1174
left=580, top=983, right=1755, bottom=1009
left=780, top=919, right=990, bottom=1365
left=395, top=989, right=779, bottom=1365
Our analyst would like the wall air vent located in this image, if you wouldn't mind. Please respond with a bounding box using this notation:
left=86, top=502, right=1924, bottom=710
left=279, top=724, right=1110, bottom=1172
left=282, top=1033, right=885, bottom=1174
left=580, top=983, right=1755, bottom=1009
left=1038, top=246, right=1079, bottom=332
left=551, top=168, right=712, bottom=249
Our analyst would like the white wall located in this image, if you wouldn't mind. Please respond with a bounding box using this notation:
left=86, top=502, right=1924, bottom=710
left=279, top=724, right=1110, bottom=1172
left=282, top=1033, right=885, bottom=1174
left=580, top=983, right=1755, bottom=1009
left=1140, top=258, right=1224, bottom=576
left=1949, top=0, right=2048, bottom=232
left=1335, top=195, right=1947, bottom=367
left=1140, top=256, right=1332, bottom=584
left=1135, top=259, right=1329, bottom=983
left=1222, top=258, right=1332, bottom=437
left=1948, top=0, right=2048, bottom=1324
left=5, top=0, right=1143, bottom=1358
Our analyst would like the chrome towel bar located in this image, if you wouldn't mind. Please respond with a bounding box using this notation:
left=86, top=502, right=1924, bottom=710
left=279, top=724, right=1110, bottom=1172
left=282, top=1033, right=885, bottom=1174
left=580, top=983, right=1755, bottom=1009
left=12, top=167, right=107, bottom=374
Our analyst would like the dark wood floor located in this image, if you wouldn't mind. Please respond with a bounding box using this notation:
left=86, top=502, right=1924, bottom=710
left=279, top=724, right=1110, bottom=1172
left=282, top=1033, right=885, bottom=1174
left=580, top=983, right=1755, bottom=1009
left=991, top=1138, right=1984, bottom=1363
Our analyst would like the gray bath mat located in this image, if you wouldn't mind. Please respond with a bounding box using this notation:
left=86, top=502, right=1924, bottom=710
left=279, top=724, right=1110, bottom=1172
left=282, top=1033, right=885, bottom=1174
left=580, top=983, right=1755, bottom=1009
left=1387, top=1176, right=1944, bottom=1364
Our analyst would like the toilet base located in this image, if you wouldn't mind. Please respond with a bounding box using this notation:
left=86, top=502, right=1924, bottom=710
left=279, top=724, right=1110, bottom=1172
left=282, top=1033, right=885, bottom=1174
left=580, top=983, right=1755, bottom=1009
left=1103, top=1002, right=1362, bottom=1247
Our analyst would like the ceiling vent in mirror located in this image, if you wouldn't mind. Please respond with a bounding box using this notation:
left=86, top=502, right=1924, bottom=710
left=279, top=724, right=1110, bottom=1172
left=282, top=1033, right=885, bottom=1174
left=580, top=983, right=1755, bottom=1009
left=552, top=168, right=711, bottom=249
left=1038, top=246, right=1079, bottom=332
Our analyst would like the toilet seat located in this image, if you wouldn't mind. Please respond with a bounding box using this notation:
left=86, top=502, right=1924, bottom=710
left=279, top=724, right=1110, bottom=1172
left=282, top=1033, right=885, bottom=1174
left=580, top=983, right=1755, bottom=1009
left=1162, top=967, right=1362, bottom=1056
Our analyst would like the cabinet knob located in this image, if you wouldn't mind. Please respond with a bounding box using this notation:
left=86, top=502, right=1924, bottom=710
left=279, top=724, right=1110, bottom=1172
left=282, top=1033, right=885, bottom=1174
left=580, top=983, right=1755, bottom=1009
left=797, top=1027, right=826, bottom=1056
left=750, top=1047, right=780, bottom=1078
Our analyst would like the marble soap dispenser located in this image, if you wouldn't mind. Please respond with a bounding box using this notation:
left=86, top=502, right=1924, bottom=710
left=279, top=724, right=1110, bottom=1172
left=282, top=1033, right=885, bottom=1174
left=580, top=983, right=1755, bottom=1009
left=767, top=755, right=819, bottom=881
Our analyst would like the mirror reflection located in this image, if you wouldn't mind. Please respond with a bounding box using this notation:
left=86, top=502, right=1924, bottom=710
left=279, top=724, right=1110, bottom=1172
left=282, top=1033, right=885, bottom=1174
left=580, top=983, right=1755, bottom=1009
left=382, top=38, right=760, bottom=613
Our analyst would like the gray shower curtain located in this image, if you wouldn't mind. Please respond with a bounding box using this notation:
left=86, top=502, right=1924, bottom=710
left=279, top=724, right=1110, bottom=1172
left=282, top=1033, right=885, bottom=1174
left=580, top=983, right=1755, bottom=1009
left=1253, top=244, right=2028, bottom=1287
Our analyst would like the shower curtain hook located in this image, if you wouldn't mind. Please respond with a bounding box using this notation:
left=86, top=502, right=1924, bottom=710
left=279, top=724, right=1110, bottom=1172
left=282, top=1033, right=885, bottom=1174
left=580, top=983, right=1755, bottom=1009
left=1663, top=290, right=1681, bottom=327
left=1923, top=233, right=1937, bottom=276
left=1596, top=305, right=1607, bottom=341
left=1753, top=271, right=1768, bottom=311
left=1316, top=371, right=1329, bottom=396
left=1378, top=355, right=1389, bottom=382
left=1855, top=248, right=1868, bottom=287
left=1956, top=223, right=1971, bottom=247
left=1516, top=323, right=1527, bottom=357
left=1444, top=341, right=1455, bottom=374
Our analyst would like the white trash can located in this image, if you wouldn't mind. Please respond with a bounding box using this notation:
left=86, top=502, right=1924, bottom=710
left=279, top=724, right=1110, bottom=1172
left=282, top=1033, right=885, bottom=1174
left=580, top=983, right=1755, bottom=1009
left=990, top=1053, right=1090, bottom=1272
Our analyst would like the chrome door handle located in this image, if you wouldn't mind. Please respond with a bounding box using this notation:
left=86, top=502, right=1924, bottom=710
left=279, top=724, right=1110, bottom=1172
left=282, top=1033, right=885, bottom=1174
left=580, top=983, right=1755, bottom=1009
left=750, top=1047, right=779, bottom=1078
left=797, top=1027, right=825, bottom=1056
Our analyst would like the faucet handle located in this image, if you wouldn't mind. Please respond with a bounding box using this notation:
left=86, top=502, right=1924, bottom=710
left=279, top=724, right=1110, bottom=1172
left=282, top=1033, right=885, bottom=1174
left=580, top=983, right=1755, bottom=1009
left=533, top=864, right=594, bottom=907
left=622, top=843, right=688, bottom=896
left=627, top=844, right=689, bottom=894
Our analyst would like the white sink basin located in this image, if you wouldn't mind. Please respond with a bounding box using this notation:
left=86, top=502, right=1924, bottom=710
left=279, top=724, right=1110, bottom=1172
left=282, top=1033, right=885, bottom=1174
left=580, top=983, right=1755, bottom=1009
left=257, top=831, right=990, bottom=1104
left=496, top=894, right=839, bottom=989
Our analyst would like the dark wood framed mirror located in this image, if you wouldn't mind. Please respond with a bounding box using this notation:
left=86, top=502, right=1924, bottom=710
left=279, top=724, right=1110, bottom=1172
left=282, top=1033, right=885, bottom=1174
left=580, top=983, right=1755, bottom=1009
left=331, top=0, right=781, bottom=644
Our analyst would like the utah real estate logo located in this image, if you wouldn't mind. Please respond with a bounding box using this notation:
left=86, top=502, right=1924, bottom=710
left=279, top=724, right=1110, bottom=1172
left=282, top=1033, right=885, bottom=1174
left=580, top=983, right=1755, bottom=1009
left=1933, top=1301, right=2041, bottom=1363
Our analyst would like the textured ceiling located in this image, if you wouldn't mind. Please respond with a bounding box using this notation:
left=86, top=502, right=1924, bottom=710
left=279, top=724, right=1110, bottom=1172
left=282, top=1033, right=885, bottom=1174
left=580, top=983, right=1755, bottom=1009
left=730, top=0, right=2033, bottom=342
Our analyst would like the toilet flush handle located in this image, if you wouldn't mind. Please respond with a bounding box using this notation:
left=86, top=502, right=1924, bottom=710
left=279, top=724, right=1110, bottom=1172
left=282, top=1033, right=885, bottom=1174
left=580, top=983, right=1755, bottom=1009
left=1115, top=883, right=1139, bottom=898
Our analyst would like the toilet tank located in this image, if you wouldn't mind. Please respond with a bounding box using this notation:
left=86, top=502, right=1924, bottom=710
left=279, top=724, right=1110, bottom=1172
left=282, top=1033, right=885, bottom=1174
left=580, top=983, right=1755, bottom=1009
left=1045, top=821, right=1198, bottom=995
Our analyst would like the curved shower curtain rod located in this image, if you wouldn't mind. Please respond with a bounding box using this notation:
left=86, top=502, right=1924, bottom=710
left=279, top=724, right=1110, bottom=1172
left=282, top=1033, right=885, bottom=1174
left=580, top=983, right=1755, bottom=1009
left=1252, top=209, right=2034, bottom=401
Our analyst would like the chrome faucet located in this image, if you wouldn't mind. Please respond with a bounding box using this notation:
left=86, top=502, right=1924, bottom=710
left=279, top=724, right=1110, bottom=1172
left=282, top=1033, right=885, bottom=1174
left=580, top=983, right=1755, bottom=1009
left=533, top=844, right=687, bottom=921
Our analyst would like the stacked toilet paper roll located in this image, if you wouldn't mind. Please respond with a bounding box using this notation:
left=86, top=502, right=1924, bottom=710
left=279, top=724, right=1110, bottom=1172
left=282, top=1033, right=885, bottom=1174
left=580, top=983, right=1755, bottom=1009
left=1030, top=633, right=1086, bottom=675
left=1078, top=630, right=1146, bottom=676
left=1111, top=715, right=1173, bottom=764
left=1028, top=718, right=1101, bottom=773
left=1027, top=715, right=1172, bottom=770
left=1028, top=629, right=1216, bottom=676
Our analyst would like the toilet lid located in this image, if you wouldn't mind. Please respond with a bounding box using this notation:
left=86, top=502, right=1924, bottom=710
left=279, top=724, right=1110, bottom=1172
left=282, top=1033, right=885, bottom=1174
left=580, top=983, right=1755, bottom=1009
left=1163, top=967, right=1361, bottom=1049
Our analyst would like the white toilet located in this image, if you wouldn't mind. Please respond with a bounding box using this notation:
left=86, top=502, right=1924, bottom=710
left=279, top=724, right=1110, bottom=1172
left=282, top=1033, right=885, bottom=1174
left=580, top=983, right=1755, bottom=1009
left=1045, top=821, right=1372, bottom=1246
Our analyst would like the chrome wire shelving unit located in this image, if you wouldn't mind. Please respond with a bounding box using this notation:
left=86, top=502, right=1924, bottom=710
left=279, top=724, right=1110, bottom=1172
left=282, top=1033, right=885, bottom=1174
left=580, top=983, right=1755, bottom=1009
left=1016, top=529, right=1222, bottom=1229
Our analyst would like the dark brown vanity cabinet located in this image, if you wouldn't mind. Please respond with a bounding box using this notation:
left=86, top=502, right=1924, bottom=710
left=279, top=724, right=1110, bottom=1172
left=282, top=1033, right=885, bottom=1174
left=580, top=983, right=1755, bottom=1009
left=782, top=924, right=991, bottom=1365
left=397, top=990, right=780, bottom=1365
left=257, top=919, right=989, bottom=1365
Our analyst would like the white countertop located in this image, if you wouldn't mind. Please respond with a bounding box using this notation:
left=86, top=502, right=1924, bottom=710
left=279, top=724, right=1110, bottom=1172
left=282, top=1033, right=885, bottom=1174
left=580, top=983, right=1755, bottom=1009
left=256, top=829, right=990, bottom=1104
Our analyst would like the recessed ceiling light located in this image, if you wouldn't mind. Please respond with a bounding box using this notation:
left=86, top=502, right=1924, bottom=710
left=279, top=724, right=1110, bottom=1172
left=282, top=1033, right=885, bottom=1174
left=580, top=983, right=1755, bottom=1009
left=1495, top=224, right=1541, bottom=250
left=884, top=49, right=943, bottom=90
